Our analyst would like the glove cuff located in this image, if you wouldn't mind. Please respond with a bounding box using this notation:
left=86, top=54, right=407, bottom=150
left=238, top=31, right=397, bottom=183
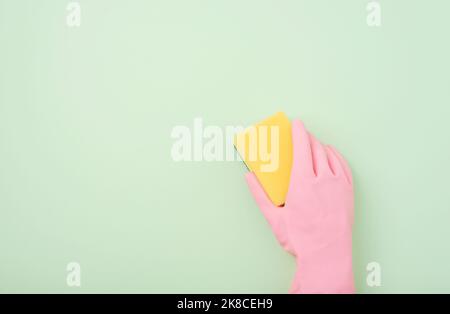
left=289, top=233, right=355, bottom=294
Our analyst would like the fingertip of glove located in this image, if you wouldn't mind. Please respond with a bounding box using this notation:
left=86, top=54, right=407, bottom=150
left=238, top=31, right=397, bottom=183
left=244, top=172, right=256, bottom=184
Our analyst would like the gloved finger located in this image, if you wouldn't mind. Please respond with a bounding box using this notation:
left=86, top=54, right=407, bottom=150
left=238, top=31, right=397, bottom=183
left=309, top=133, right=332, bottom=177
left=325, top=145, right=344, bottom=177
left=245, top=172, right=277, bottom=221
left=328, top=146, right=353, bottom=186
left=328, top=147, right=355, bottom=224
left=291, top=120, right=314, bottom=178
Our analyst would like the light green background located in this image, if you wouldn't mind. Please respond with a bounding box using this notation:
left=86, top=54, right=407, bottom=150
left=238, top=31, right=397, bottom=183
left=1, top=0, right=449, bottom=293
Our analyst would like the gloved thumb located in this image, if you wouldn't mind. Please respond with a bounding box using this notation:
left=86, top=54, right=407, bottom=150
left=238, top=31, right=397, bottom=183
left=245, top=172, right=294, bottom=255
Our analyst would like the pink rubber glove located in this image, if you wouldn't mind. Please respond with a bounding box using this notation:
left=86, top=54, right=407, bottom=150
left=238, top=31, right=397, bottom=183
left=245, top=120, right=354, bottom=294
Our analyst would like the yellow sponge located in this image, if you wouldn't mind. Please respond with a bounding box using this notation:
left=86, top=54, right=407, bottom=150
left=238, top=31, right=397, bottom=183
left=234, top=112, right=293, bottom=206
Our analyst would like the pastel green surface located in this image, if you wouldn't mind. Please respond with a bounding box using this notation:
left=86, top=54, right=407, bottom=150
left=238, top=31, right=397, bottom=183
left=1, top=1, right=449, bottom=293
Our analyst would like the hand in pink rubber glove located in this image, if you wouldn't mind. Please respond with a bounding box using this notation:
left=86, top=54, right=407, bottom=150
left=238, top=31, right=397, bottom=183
left=246, top=120, right=354, bottom=294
